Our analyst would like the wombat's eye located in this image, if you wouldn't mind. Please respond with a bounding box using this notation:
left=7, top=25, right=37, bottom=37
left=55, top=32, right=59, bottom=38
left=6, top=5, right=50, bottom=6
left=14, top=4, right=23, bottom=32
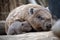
left=37, top=16, right=44, bottom=20
left=22, top=24, right=24, bottom=26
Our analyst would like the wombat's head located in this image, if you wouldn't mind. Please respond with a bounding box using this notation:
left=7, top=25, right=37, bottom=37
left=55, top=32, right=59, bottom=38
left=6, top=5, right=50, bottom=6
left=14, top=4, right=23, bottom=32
left=27, top=8, right=52, bottom=31
left=21, top=21, right=32, bottom=32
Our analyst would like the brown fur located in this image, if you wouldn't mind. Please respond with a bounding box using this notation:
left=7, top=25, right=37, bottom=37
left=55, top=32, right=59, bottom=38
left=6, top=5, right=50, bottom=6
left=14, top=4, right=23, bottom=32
left=5, top=4, right=52, bottom=33
left=27, top=8, right=52, bottom=31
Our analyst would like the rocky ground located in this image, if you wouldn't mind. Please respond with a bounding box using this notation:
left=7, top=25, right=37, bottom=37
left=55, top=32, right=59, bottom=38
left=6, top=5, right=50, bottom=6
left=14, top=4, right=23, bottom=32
left=0, top=21, right=60, bottom=40
left=0, top=31, right=60, bottom=40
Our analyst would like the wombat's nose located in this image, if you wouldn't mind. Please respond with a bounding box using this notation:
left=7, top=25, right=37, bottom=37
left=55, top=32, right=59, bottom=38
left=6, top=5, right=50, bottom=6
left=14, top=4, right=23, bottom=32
left=46, top=24, right=52, bottom=29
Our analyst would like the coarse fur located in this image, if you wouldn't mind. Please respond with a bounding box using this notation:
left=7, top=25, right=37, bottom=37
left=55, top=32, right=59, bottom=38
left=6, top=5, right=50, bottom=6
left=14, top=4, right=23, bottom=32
left=7, top=21, right=32, bottom=35
left=5, top=4, right=53, bottom=33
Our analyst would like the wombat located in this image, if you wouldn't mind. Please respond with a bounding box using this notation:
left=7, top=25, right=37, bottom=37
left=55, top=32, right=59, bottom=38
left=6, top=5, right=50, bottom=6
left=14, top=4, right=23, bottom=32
left=5, top=4, right=53, bottom=34
left=7, top=21, right=32, bottom=35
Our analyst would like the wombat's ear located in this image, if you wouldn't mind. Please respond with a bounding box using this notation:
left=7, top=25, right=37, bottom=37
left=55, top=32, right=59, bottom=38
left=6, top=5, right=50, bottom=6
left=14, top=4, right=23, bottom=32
left=29, top=8, right=37, bottom=15
left=29, top=8, right=39, bottom=15
left=29, top=8, right=34, bottom=15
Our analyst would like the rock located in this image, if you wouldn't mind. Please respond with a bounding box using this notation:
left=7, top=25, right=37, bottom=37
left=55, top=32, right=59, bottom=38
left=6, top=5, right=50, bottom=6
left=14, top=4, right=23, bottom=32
left=0, top=31, right=59, bottom=40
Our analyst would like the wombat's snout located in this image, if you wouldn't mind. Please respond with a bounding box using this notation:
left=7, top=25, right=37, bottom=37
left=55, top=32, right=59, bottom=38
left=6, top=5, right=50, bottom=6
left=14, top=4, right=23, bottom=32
left=46, top=24, right=52, bottom=30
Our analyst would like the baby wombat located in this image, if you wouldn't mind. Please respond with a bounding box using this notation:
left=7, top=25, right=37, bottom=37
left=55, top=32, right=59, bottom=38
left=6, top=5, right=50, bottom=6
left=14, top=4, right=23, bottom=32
left=7, top=21, right=32, bottom=35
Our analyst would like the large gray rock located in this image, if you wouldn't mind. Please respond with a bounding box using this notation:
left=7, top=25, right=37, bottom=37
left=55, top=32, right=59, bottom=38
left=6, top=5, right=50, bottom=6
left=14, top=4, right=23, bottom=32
left=0, top=31, right=60, bottom=40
